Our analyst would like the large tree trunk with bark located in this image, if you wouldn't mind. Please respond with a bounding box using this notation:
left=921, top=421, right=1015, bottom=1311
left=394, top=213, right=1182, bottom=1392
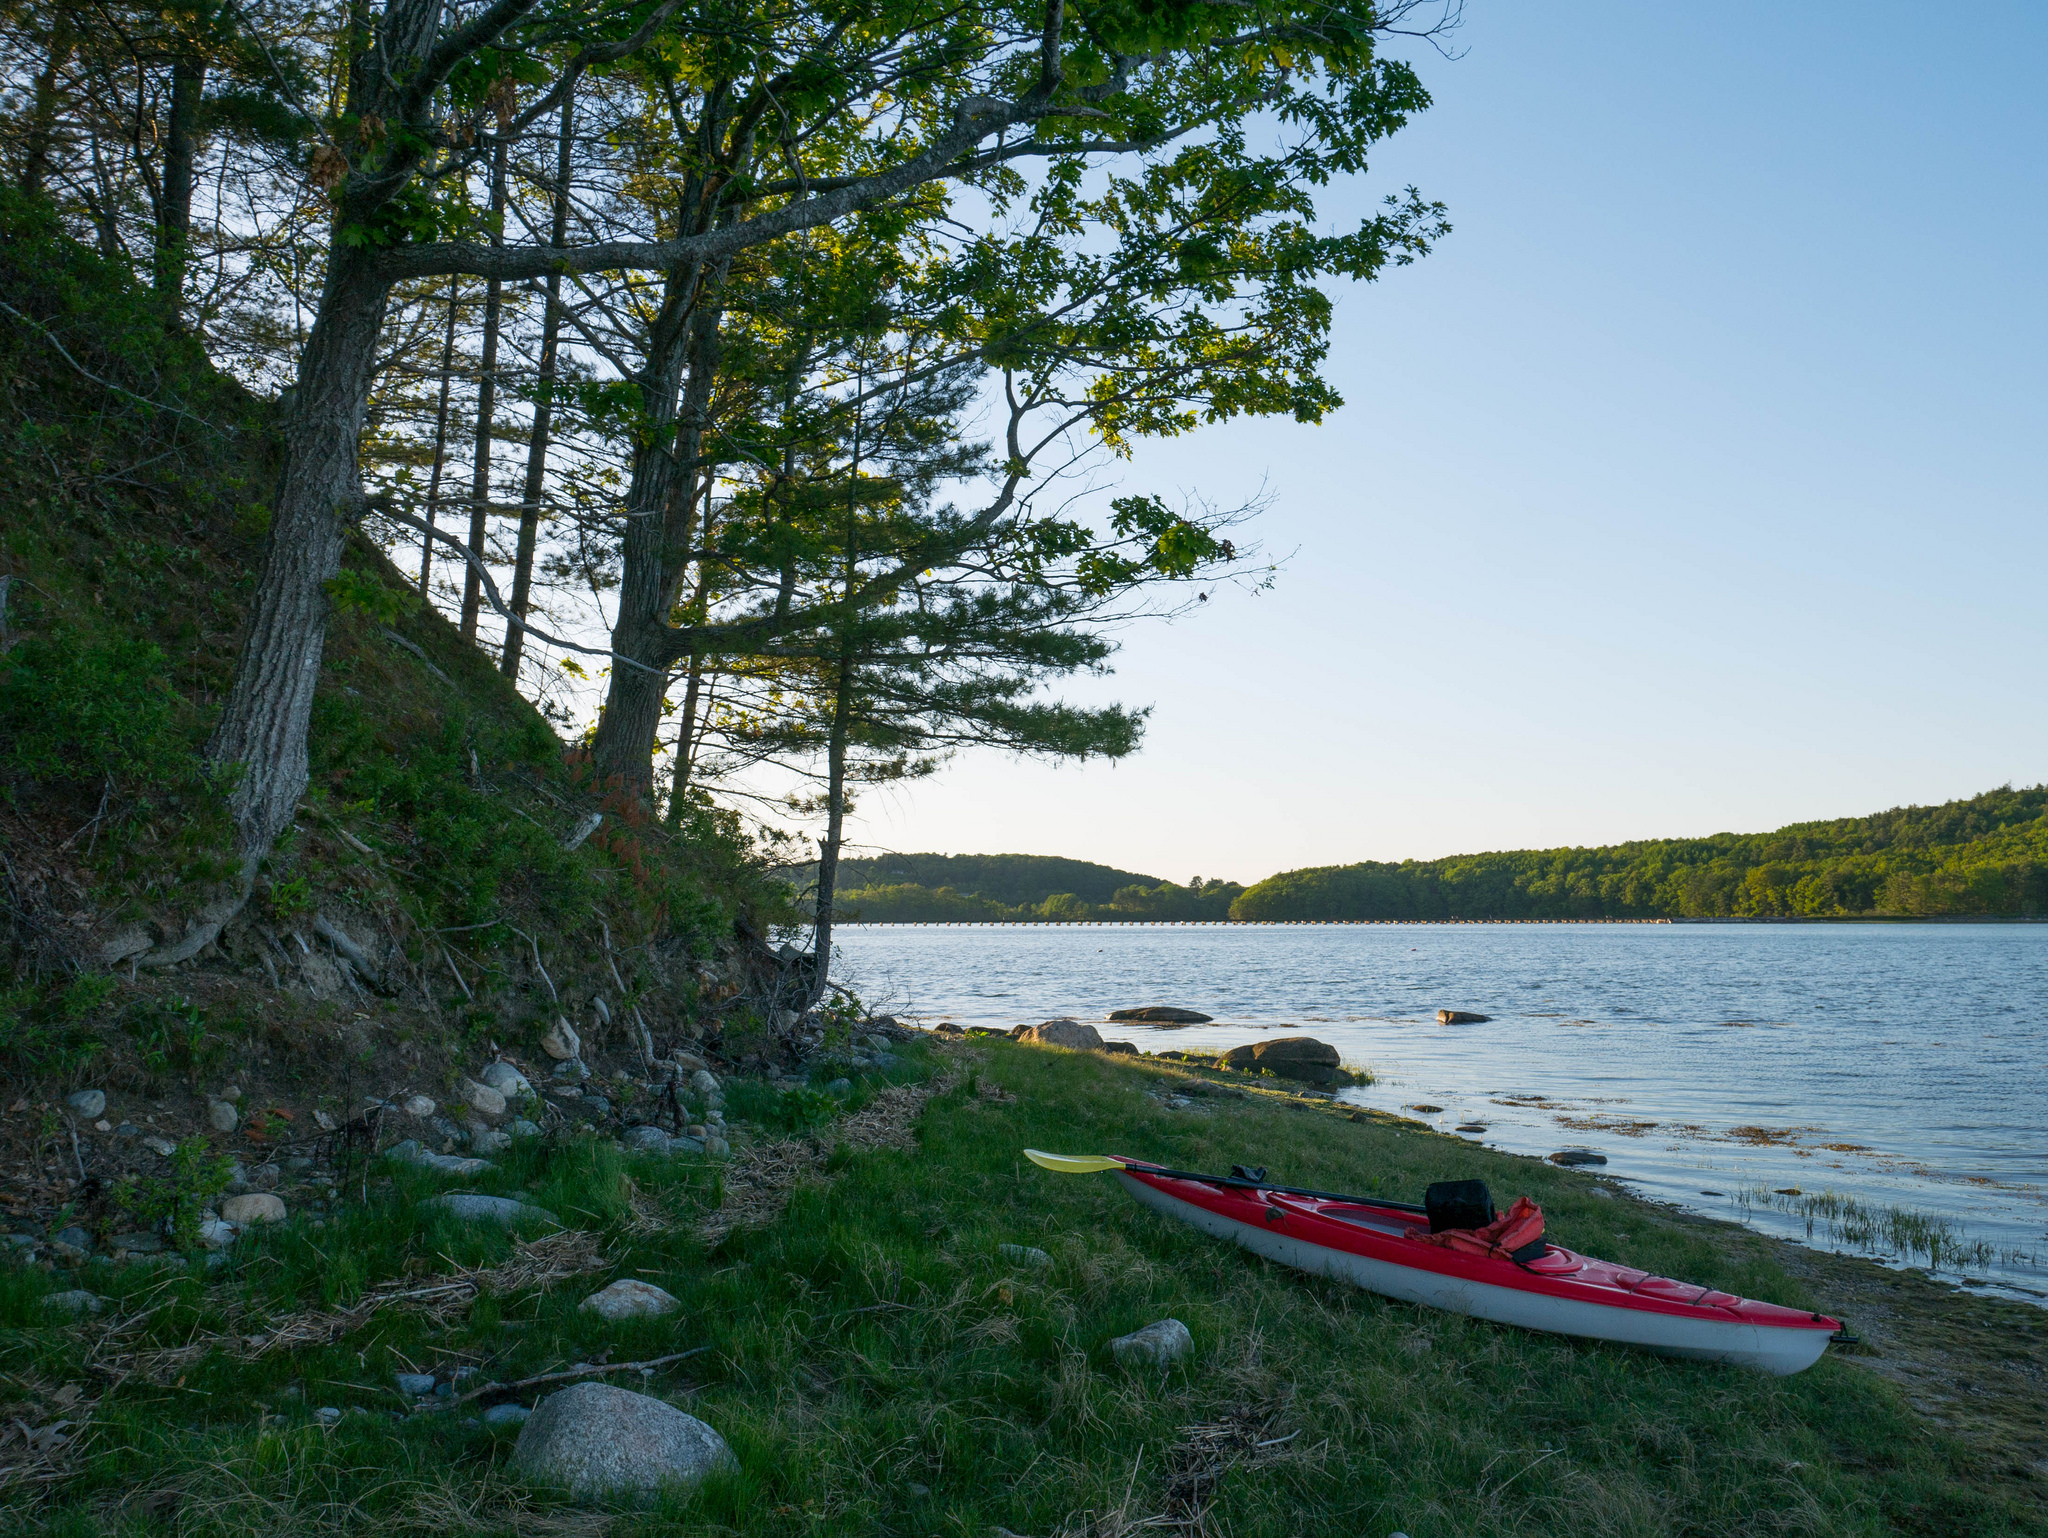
left=163, top=248, right=390, bottom=964
left=591, top=262, right=726, bottom=798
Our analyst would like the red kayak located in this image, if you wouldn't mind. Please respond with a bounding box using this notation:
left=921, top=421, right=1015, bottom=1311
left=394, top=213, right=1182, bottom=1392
left=1114, top=1161, right=1841, bottom=1375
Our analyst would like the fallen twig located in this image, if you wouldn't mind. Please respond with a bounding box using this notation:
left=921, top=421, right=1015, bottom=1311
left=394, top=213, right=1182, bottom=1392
left=440, top=1346, right=712, bottom=1410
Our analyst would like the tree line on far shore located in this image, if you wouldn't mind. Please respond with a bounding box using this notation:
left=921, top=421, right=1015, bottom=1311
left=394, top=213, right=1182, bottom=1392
left=835, top=785, right=2048, bottom=922
left=1230, top=785, right=2048, bottom=921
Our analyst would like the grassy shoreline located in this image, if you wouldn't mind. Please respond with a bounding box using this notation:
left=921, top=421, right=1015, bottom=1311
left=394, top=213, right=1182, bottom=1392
left=4, top=1040, right=2043, bottom=1535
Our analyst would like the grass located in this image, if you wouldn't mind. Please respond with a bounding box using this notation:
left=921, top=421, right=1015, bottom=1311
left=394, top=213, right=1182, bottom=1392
left=1735, top=1186, right=2040, bottom=1276
left=2, top=1042, right=2042, bottom=1536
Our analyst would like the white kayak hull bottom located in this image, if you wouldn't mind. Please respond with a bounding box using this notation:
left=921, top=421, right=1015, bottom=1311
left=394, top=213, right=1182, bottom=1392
left=1119, top=1173, right=1831, bottom=1375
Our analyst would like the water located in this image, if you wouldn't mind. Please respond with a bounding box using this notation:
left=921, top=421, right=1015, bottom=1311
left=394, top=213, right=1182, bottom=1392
left=832, top=922, right=2048, bottom=1302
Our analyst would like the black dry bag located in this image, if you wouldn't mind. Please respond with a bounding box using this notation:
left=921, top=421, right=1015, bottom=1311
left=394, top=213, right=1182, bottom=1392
left=1425, top=1179, right=1495, bottom=1234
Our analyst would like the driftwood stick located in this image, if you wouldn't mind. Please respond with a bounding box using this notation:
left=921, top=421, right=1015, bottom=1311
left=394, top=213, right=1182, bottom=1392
left=440, top=1346, right=712, bottom=1410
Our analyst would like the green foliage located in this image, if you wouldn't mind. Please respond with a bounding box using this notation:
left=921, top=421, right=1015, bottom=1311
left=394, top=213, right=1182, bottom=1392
left=0, top=973, right=113, bottom=1077
left=112, top=1135, right=235, bottom=1251
left=1232, top=784, right=2048, bottom=921
left=321, top=568, right=411, bottom=624
left=723, top=1077, right=841, bottom=1134
left=121, top=993, right=222, bottom=1078
left=0, top=635, right=190, bottom=786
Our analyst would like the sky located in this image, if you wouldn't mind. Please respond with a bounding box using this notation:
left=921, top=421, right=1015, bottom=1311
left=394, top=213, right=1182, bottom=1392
left=803, top=2, right=2048, bottom=883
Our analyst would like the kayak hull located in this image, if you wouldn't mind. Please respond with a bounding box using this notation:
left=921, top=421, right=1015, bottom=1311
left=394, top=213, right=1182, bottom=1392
left=1117, top=1169, right=1836, bottom=1375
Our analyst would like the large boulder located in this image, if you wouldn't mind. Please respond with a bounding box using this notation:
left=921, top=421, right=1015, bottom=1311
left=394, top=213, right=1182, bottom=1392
left=1012, top=1019, right=1105, bottom=1051
left=1219, top=1037, right=1341, bottom=1084
left=1107, top=1006, right=1212, bottom=1024
left=512, top=1382, right=735, bottom=1500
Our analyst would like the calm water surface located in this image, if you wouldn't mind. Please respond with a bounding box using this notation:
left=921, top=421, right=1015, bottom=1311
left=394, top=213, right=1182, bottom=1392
left=832, top=923, right=2048, bottom=1301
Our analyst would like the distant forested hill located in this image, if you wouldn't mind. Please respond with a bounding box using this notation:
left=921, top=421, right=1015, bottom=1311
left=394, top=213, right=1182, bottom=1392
left=836, top=853, right=1158, bottom=905
left=1230, top=785, right=2048, bottom=921
left=834, top=853, right=1244, bottom=922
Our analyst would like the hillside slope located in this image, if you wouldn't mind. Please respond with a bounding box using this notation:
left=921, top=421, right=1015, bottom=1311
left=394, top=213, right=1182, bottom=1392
left=1231, top=785, right=2048, bottom=921
left=1, top=190, right=807, bottom=1234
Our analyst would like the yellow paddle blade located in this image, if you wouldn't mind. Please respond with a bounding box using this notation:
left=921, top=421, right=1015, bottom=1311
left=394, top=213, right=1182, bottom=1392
left=1024, top=1149, right=1129, bottom=1174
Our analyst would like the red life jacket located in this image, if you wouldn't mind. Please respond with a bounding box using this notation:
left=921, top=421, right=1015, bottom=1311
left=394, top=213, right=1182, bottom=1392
left=1405, top=1195, right=1547, bottom=1262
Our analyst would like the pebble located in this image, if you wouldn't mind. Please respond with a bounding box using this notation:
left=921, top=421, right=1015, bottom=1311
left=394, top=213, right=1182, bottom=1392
left=385, top=1140, right=495, bottom=1176
left=66, top=1089, right=106, bottom=1119
left=580, top=1279, right=682, bottom=1320
left=667, top=1135, right=707, bottom=1155
left=42, top=1289, right=105, bottom=1315
left=1589, top=1187, right=1615, bottom=1199
left=208, top=1099, right=239, bottom=1133
left=480, top=1062, right=534, bottom=1100
left=552, top=1058, right=591, bottom=1082
left=582, top=1094, right=611, bottom=1118
left=459, top=1079, right=507, bottom=1120
left=54, top=1225, right=92, bottom=1250
left=221, top=1193, right=288, bottom=1226
left=109, top=1231, right=163, bottom=1254
left=825, top=1079, right=852, bottom=1097
left=507, top=1119, right=541, bottom=1139
left=511, top=1382, right=734, bottom=1499
left=403, top=1095, right=437, bottom=1119
left=1109, top=1318, right=1194, bottom=1368
left=395, top=1373, right=437, bottom=1397
left=143, top=1136, right=179, bottom=1158
left=197, top=1215, right=239, bottom=1249
left=999, top=1244, right=1053, bottom=1271
left=622, top=1125, right=671, bottom=1152
left=470, top=1128, right=513, bottom=1155
left=482, top=1403, right=531, bottom=1428
left=541, top=1018, right=582, bottom=1061
left=422, top=1194, right=560, bottom=1226
left=315, top=1407, right=342, bottom=1426
left=689, top=1069, right=722, bottom=1103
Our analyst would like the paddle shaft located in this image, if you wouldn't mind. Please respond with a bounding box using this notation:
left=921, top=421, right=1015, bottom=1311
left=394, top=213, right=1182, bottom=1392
left=1120, top=1160, right=1429, bottom=1216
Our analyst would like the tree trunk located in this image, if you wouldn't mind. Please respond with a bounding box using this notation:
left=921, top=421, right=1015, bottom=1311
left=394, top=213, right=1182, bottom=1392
left=591, top=263, right=727, bottom=798
left=460, top=132, right=510, bottom=641
left=170, top=247, right=390, bottom=966
left=419, top=282, right=459, bottom=596
left=154, top=57, right=206, bottom=310
left=663, top=653, right=705, bottom=826
left=20, top=6, right=76, bottom=197
left=501, top=93, right=574, bottom=680
left=805, top=644, right=856, bottom=1011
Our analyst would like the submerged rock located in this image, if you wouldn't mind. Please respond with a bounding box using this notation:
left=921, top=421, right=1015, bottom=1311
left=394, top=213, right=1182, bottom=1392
left=1548, top=1149, right=1607, bottom=1167
left=1107, top=1006, right=1212, bottom=1024
left=1110, top=1318, right=1193, bottom=1368
left=1436, top=1009, right=1491, bottom=1024
left=511, top=1382, right=734, bottom=1499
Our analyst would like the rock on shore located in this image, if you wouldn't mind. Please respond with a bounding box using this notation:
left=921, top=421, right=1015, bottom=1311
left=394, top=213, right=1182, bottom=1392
left=512, top=1382, right=734, bottom=1500
left=1218, top=1037, right=1341, bottom=1084
left=1011, top=1019, right=1104, bottom=1051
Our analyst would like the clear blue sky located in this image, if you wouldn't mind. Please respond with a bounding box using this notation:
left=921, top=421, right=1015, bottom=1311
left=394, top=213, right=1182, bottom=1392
left=851, top=0, right=2048, bottom=883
